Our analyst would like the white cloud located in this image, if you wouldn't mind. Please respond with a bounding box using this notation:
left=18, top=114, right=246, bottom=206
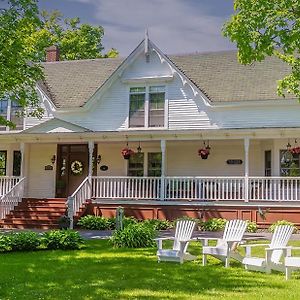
left=67, top=0, right=235, bottom=55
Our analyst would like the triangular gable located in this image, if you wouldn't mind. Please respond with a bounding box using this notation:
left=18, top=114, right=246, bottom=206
left=22, top=118, right=92, bottom=134
left=84, top=37, right=211, bottom=110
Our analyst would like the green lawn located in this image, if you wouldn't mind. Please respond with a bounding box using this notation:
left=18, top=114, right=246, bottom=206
left=1, top=240, right=300, bottom=300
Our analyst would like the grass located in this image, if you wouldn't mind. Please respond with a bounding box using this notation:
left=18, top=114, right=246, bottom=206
left=0, top=240, right=300, bottom=299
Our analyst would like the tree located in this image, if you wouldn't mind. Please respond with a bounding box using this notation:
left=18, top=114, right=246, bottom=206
left=38, top=10, right=118, bottom=61
left=0, top=0, right=44, bottom=126
left=0, top=1, right=118, bottom=126
left=223, top=0, right=300, bottom=99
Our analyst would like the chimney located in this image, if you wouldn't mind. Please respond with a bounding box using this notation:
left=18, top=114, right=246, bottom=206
left=46, top=45, right=60, bottom=62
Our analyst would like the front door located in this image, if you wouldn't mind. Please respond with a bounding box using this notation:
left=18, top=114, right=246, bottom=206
left=56, top=144, right=89, bottom=198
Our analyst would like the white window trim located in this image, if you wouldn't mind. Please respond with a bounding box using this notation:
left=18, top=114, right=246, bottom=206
left=127, top=84, right=168, bottom=130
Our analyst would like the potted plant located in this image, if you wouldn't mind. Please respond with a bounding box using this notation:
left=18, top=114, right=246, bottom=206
left=121, top=147, right=134, bottom=160
left=198, top=146, right=210, bottom=159
left=58, top=215, right=70, bottom=229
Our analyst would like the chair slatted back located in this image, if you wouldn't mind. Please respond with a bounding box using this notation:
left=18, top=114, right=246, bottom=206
left=173, top=220, right=196, bottom=251
left=222, top=219, right=247, bottom=242
left=269, top=225, right=293, bottom=263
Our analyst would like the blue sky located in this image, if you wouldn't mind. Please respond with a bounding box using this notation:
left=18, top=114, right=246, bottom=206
left=39, top=0, right=236, bottom=56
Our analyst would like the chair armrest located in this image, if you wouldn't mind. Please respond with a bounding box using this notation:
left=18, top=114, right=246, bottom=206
left=240, top=243, right=270, bottom=248
left=288, top=247, right=300, bottom=250
left=265, top=246, right=292, bottom=251
left=155, top=237, right=175, bottom=250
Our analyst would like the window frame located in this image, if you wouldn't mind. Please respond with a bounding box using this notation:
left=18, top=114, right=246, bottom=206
left=0, top=150, right=7, bottom=176
left=0, top=98, right=24, bottom=132
left=127, top=85, right=167, bottom=129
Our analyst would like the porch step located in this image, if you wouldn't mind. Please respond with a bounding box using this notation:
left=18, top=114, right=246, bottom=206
left=0, top=198, right=67, bottom=229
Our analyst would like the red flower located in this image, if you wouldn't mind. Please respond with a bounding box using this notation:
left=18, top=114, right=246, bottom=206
left=290, top=147, right=300, bottom=154
left=121, top=148, right=135, bottom=157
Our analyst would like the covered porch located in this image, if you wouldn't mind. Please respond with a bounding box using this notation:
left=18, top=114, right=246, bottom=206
left=1, top=128, right=300, bottom=222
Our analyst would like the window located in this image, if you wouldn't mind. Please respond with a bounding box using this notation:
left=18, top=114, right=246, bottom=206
left=0, top=99, right=23, bottom=131
left=280, top=150, right=300, bottom=176
left=13, top=151, right=22, bottom=176
left=129, top=87, right=146, bottom=127
left=128, top=153, right=144, bottom=176
left=0, top=100, right=8, bottom=131
left=148, top=152, right=162, bottom=176
left=129, top=86, right=165, bottom=128
left=264, top=150, right=271, bottom=176
left=10, top=102, right=23, bottom=130
left=0, top=151, right=7, bottom=175
left=127, top=152, right=162, bottom=177
left=149, top=86, right=165, bottom=127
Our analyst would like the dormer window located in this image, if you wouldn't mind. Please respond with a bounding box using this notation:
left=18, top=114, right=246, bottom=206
left=129, top=87, right=146, bottom=127
left=129, top=86, right=165, bottom=128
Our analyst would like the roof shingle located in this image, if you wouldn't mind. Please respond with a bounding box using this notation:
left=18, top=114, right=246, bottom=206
left=40, top=50, right=295, bottom=108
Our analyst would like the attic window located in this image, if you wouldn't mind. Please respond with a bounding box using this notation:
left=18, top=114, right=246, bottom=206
left=129, top=86, right=165, bottom=128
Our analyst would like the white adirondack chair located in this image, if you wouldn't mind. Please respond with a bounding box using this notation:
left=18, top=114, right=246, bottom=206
left=242, top=225, right=294, bottom=273
left=201, top=219, right=247, bottom=267
left=285, top=248, right=300, bottom=280
left=156, top=219, right=196, bottom=264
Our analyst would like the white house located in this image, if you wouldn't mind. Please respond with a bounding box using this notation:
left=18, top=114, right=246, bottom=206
left=1, top=36, right=300, bottom=228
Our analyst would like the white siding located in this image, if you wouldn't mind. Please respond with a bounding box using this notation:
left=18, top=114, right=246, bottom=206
left=27, top=144, right=56, bottom=198
left=167, top=140, right=262, bottom=176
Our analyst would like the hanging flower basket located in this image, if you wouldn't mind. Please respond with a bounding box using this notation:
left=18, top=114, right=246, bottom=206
left=198, top=147, right=210, bottom=159
left=290, top=146, right=300, bottom=155
left=121, top=148, right=135, bottom=160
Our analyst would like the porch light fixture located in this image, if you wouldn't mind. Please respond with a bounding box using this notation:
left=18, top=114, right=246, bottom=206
left=96, top=155, right=102, bottom=164
left=51, top=155, right=56, bottom=164
left=137, top=141, right=142, bottom=153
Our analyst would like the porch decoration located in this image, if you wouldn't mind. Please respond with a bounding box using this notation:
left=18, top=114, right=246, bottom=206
left=198, top=141, right=211, bottom=159
left=70, top=160, right=84, bottom=175
left=121, top=143, right=135, bottom=160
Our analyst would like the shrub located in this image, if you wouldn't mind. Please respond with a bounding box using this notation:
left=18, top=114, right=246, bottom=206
left=77, top=215, right=115, bottom=230
left=268, top=220, right=297, bottom=233
left=9, top=232, right=40, bottom=251
left=123, top=216, right=138, bottom=228
left=110, top=223, right=156, bottom=248
left=0, top=235, right=11, bottom=252
left=201, top=218, right=227, bottom=232
left=246, top=221, right=258, bottom=233
left=42, top=230, right=84, bottom=250
left=143, top=219, right=174, bottom=230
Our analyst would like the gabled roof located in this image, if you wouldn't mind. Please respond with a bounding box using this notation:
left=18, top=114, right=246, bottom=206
left=40, top=43, right=296, bottom=109
left=23, top=118, right=92, bottom=133
left=41, top=58, right=124, bottom=108
left=168, top=51, right=294, bottom=102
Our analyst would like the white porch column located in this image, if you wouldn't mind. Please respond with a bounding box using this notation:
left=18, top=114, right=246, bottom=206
left=244, top=138, right=250, bottom=202
left=20, top=142, right=25, bottom=178
left=88, top=141, right=94, bottom=178
left=160, top=140, right=166, bottom=201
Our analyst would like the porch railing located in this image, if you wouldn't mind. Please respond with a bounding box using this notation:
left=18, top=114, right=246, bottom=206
left=91, top=176, right=161, bottom=199
left=164, top=177, right=245, bottom=201
left=248, top=177, right=300, bottom=201
left=69, top=176, right=300, bottom=216
left=70, top=177, right=91, bottom=214
left=0, top=177, right=25, bottom=219
left=0, top=176, right=22, bottom=197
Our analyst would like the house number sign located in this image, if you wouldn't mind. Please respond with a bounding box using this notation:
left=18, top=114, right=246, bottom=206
left=226, top=159, right=243, bottom=165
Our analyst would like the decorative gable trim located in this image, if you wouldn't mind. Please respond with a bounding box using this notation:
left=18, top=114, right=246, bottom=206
left=82, top=38, right=212, bottom=111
